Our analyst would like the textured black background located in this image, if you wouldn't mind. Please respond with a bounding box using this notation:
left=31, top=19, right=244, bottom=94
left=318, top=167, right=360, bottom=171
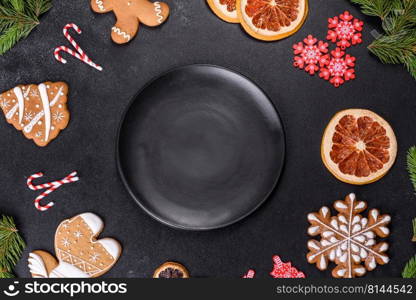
left=0, top=0, right=415, bottom=278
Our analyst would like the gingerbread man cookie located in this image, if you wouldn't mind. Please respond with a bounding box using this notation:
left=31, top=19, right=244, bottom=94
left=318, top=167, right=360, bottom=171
left=91, top=0, right=170, bottom=44
left=28, top=213, right=122, bottom=278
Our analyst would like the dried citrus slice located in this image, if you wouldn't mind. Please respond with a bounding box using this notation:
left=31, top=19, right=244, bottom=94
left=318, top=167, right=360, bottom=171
left=237, top=0, right=308, bottom=41
left=207, top=0, right=239, bottom=23
left=153, top=262, right=190, bottom=278
left=321, top=109, right=397, bottom=185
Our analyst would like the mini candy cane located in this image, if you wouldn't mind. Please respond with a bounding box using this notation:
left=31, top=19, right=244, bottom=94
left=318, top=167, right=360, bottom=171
left=27, top=171, right=79, bottom=211
left=54, top=23, right=103, bottom=71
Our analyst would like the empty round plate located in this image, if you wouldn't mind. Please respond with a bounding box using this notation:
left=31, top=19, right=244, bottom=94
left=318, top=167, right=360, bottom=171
left=117, top=65, right=285, bottom=230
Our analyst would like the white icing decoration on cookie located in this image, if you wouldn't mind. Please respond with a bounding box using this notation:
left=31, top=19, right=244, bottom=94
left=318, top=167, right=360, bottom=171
left=112, top=27, right=131, bottom=41
left=96, top=0, right=105, bottom=11
left=97, top=238, right=121, bottom=259
left=13, top=86, right=24, bottom=124
left=28, top=252, right=49, bottom=278
left=154, top=2, right=164, bottom=23
left=79, top=213, right=103, bottom=234
left=50, top=261, right=90, bottom=278
left=24, top=86, right=64, bottom=134
left=38, top=83, right=51, bottom=142
left=337, top=268, right=346, bottom=277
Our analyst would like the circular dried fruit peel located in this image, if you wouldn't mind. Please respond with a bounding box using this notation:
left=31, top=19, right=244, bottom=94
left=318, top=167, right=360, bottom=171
left=237, top=0, right=308, bottom=41
left=207, top=0, right=239, bottom=23
left=321, top=109, right=397, bottom=185
left=153, top=262, right=190, bottom=278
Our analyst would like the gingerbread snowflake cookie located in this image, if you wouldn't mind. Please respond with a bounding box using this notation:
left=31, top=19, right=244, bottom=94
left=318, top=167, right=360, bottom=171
left=90, top=0, right=170, bottom=44
left=307, top=193, right=390, bottom=278
left=0, top=82, right=69, bottom=147
left=28, top=213, right=122, bottom=278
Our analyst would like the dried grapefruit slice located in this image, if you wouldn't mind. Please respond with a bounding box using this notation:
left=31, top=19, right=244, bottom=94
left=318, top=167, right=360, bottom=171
left=207, top=0, right=239, bottom=23
left=321, top=109, right=397, bottom=185
left=237, top=0, right=308, bottom=41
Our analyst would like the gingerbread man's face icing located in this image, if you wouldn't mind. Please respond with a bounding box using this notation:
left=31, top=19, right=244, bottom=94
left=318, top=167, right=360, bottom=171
left=91, top=0, right=170, bottom=44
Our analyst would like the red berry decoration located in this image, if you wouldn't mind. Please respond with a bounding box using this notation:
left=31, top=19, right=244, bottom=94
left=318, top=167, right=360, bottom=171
left=319, top=47, right=356, bottom=87
left=327, top=11, right=363, bottom=49
left=270, top=255, right=306, bottom=278
left=293, top=35, right=329, bottom=75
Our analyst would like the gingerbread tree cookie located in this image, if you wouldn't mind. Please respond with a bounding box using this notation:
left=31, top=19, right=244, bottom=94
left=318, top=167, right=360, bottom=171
left=91, top=0, right=170, bottom=44
left=28, top=213, right=122, bottom=278
left=0, top=82, right=69, bottom=147
left=307, top=193, right=390, bottom=278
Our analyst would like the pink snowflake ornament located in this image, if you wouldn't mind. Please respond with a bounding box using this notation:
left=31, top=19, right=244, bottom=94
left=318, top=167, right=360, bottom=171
left=319, top=48, right=356, bottom=87
left=270, top=255, right=306, bottom=278
left=327, top=11, right=363, bottom=49
left=242, top=269, right=256, bottom=278
left=293, top=35, right=329, bottom=75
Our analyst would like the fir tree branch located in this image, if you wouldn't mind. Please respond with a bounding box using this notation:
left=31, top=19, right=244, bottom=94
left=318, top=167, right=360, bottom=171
left=350, top=0, right=416, bottom=80
left=0, top=0, right=52, bottom=55
left=350, top=0, right=396, bottom=19
left=0, top=215, right=25, bottom=274
left=406, top=147, right=416, bottom=192
left=412, top=218, right=416, bottom=242
left=403, top=255, right=416, bottom=278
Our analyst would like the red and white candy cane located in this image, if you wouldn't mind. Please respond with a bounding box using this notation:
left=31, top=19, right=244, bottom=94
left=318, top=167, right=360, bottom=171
left=27, top=171, right=79, bottom=211
left=54, top=23, right=103, bottom=71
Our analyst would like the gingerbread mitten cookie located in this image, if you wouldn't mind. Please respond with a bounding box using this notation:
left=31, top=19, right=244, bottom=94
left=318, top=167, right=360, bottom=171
left=0, top=82, right=69, bottom=147
left=28, top=213, right=122, bottom=278
left=91, top=0, right=170, bottom=44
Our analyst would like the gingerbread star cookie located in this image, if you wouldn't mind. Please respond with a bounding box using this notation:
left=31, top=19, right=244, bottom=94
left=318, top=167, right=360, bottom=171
left=28, top=213, right=122, bottom=278
left=0, top=82, right=69, bottom=147
left=91, top=0, right=170, bottom=44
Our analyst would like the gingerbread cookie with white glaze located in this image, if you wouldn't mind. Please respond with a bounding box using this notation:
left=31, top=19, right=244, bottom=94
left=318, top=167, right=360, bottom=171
left=91, top=0, right=170, bottom=44
left=0, top=82, right=69, bottom=147
left=28, top=213, right=122, bottom=278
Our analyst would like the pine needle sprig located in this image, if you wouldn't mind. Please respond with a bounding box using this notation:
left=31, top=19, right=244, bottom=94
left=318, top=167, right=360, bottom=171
left=0, top=0, right=52, bottom=55
left=403, top=254, right=416, bottom=278
left=350, top=0, right=416, bottom=80
left=0, top=215, right=25, bottom=277
left=407, top=147, right=416, bottom=193
left=350, top=0, right=395, bottom=19
left=412, top=218, right=416, bottom=242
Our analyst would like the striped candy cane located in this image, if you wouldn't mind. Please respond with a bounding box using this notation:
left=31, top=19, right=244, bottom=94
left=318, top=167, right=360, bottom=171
left=54, top=23, right=103, bottom=71
left=27, top=171, right=79, bottom=211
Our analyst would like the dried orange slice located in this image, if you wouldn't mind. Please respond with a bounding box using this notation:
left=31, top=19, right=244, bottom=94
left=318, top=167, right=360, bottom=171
left=237, top=0, right=308, bottom=41
left=153, top=262, right=190, bottom=278
left=207, top=0, right=239, bottom=23
left=321, top=109, right=397, bottom=185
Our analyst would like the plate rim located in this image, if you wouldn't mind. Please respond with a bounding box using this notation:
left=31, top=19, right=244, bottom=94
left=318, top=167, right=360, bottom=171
left=116, top=64, right=286, bottom=231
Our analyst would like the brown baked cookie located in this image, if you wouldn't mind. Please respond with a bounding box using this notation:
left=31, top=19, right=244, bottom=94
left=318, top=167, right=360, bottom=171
left=0, top=82, right=69, bottom=147
left=28, top=213, right=122, bottom=278
left=28, top=250, right=59, bottom=278
left=306, top=193, right=390, bottom=278
left=90, top=0, right=170, bottom=44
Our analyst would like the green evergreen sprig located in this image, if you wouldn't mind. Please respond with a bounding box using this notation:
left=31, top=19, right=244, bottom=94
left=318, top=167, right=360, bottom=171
left=350, top=0, right=416, bottom=80
left=403, top=254, right=416, bottom=278
left=413, top=218, right=416, bottom=242
left=0, top=0, right=52, bottom=55
left=0, top=215, right=25, bottom=278
left=407, top=146, right=416, bottom=193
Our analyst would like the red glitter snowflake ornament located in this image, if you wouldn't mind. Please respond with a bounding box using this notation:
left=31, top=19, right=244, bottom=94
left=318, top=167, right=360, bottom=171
left=319, top=48, right=356, bottom=87
left=327, top=11, right=363, bottom=49
left=270, top=255, right=306, bottom=278
left=293, top=35, right=329, bottom=75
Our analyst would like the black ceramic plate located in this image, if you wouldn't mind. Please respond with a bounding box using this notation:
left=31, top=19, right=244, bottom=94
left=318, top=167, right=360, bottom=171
left=117, top=65, right=285, bottom=230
